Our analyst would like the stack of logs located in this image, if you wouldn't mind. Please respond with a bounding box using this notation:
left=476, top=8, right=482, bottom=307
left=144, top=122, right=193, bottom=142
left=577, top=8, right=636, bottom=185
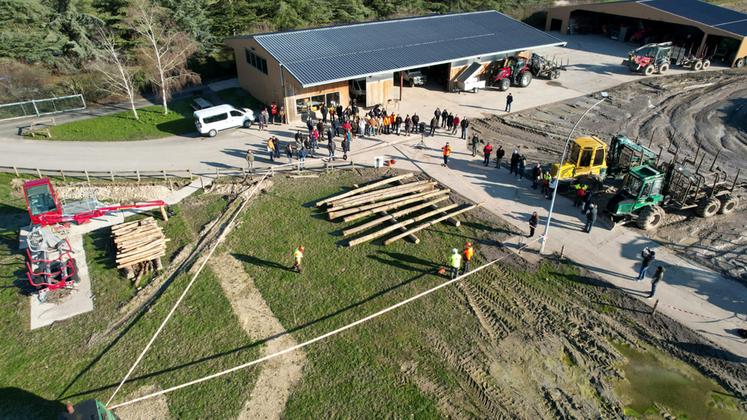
left=316, top=173, right=479, bottom=247
left=112, top=217, right=168, bottom=285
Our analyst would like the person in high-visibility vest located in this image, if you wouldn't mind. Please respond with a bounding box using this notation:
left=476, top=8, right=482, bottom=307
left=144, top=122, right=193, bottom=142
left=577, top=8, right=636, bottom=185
left=448, top=248, right=462, bottom=279
left=293, top=246, right=305, bottom=273
left=462, top=242, right=474, bottom=273
left=442, top=142, right=452, bottom=167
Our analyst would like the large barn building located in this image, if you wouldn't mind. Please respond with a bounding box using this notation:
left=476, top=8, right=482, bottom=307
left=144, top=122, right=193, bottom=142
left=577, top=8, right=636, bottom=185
left=546, top=0, right=747, bottom=68
left=226, top=11, right=564, bottom=122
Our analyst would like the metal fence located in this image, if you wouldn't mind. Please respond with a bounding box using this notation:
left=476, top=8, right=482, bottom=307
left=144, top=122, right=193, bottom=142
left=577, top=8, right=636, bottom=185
left=0, top=94, right=87, bottom=121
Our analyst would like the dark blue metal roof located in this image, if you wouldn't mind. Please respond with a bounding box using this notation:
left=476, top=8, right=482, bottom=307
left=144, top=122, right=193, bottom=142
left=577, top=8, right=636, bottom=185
left=638, top=0, right=747, bottom=36
left=250, top=11, right=565, bottom=87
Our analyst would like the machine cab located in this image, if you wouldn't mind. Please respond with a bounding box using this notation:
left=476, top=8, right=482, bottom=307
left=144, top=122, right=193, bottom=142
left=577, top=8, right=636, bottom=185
left=619, top=166, right=664, bottom=204
left=552, top=136, right=607, bottom=180
left=23, top=178, right=62, bottom=226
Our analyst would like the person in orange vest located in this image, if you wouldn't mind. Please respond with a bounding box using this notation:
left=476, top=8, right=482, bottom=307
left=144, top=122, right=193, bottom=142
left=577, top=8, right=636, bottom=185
left=293, top=246, right=304, bottom=273
left=462, top=242, right=474, bottom=273
left=442, top=142, right=452, bottom=167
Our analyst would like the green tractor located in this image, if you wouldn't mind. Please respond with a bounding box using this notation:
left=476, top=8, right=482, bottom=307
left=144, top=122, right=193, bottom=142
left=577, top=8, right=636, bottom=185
left=606, top=162, right=740, bottom=231
left=607, top=134, right=659, bottom=177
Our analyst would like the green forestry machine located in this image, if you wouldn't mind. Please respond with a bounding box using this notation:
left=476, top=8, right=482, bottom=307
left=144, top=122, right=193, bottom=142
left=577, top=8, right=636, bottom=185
left=606, top=147, right=741, bottom=230
left=607, top=134, right=659, bottom=177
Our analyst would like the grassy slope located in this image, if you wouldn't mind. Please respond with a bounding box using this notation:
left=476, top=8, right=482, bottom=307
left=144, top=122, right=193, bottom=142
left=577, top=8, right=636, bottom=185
left=46, top=100, right=194, bottom=141
left=0, top=173, right=259, bottom=418
left=226, top=171, right=514, bottom=416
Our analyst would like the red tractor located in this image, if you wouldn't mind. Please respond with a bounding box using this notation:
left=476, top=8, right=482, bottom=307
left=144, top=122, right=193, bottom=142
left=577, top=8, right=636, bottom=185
left=489, top=56, right=533, bottom=91
left=624, top=42, right=672, bottom=76
left=21, top=178, right=166, bottom=297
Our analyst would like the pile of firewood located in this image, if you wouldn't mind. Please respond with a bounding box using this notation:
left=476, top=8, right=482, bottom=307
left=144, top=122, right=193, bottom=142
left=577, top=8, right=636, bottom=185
left=112, top=217, right=168, bottom=285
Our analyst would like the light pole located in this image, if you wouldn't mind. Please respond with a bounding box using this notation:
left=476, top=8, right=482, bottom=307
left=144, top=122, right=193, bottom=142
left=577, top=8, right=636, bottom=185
left=540, top=92, right=609, bottom=254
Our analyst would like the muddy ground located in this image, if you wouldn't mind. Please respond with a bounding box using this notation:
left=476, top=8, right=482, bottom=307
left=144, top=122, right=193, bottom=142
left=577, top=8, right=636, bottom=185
left=471, top=69, right=747, bottom=281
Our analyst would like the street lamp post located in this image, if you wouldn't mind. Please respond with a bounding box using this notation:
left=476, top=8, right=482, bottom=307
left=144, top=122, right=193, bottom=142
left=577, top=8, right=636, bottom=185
left=539, top=92, right=609, bottom=254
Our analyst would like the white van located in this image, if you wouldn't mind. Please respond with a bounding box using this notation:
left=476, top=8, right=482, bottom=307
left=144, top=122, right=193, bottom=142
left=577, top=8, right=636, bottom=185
left=194, top=105, right=255, bottom=137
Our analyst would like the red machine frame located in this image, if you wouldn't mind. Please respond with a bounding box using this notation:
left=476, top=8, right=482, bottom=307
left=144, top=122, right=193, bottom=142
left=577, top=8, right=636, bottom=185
left=25, top=237, right=78, bottom=291
left=23, top=178, right=167, bottom=226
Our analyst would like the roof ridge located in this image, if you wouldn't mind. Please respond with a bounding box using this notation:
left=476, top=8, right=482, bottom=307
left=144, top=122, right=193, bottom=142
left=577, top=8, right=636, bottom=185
left=254, top=10, right=495, bottom=39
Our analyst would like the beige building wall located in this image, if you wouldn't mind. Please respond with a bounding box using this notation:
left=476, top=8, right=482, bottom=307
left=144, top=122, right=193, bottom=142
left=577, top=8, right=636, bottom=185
left=225, top=38, right=284, bottom=108
left=365, top=75, right=394, bottom=107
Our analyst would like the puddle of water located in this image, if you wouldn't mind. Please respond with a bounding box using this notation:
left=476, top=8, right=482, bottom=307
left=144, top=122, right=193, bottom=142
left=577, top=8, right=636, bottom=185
left=613, top=342, right=745, bottom=419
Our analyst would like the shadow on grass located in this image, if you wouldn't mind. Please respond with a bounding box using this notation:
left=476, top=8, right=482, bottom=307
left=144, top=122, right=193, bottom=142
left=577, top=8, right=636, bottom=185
left=668, top=340, right=747, bottom=364
left=0, top=387, right=65, bottom=419
left=61, top=259, right=434, bottom=400
left=232, top=253, right=293, bottom=272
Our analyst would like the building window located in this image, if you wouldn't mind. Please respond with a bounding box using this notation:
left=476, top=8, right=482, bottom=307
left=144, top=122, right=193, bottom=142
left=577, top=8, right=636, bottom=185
left=245, top=49, right=268, bottom=75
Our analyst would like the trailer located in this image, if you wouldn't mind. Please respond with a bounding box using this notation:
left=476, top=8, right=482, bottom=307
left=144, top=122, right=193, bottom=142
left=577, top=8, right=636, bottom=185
left=454, top=62, right=486, bottom=93
left=529, top=53, right=565, bottom=80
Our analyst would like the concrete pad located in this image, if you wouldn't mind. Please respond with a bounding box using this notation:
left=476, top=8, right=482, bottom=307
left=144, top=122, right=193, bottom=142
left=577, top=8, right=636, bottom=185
left=29, top=234, right=93, bottom=329
left=27, top=176, right=212, bottom=329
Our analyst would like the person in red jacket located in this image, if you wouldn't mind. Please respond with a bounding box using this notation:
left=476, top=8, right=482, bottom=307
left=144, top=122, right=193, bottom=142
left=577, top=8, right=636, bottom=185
left=442, top=142, right=452, bottom=167
left=483, top=143, right=493, bottom=167
left=270, top=102, right=278, bottom=124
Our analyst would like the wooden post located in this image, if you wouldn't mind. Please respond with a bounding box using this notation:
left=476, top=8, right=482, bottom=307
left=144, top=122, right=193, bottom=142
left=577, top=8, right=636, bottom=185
left=85, top=170, right=90, bottom=185
left=136, top=170, right=141, bottom=183
left=159, top=206, right=169, bottom=221
left=188, top=168, right=193, bottom=180
left=559, top=244, right=565, bottom=259
left=13, top=166, right=19, bottom=177
left=110, top=170, right=114, bottom=183
left=36, top=168, right=42, bottom=178
left=60, top=169, right=65, bottom=181
left=651, top=299, right=659, bottom=316
left=200, top=176, right=205, bottom=189
left=242, top=167, right=246, bottom=177
left=162, top=169, right=167, bottom=182
left=216, top=168, right=220, bottom=179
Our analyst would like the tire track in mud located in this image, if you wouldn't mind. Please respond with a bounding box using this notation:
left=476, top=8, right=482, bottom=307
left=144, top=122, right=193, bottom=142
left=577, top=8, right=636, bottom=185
left=404, top=254, right=633, bottom=419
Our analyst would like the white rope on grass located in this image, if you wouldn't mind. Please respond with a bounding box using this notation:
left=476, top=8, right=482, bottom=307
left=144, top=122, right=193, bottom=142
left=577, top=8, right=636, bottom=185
left=105, top=170, right=273, bottom=406
left=108, top=236, right=542, bottom=409
left=105, top=151, right=389, bottom=407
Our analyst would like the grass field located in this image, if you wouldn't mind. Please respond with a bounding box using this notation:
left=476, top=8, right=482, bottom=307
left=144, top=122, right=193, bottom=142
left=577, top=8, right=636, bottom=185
left=0, top=171, right=744, bottom=418
left=43, top=100, right=195, bottom=142
left=0, top=173, right=259, bottom=418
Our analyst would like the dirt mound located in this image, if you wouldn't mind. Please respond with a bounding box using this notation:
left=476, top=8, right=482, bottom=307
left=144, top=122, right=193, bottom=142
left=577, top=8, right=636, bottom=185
left=56, top=184, right=173, bottom=203
left=473, top=69, right=747, bottom=280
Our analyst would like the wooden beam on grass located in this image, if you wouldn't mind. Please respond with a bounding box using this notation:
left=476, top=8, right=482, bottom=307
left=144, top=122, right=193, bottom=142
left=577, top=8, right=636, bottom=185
left=342, top=196, right=450, bottom=237
left=315, top=173, right=414, bottom=207
left=326, top=182, right=436, bottom=212
left=327, top=180, right=435, bottom=208
left=383, top=204, right=480, bottom=245
left=342, top=189, right=451, bottom=223
left=347, top=203, right=459, bottom=247
left=329, top=189, right=438, bottom=220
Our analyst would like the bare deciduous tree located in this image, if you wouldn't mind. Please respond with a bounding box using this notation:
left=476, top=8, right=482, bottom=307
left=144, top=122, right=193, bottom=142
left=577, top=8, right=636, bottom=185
left=91, top=26, right=140, bottom=120
left=129, top=0, right=200, bottom=115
